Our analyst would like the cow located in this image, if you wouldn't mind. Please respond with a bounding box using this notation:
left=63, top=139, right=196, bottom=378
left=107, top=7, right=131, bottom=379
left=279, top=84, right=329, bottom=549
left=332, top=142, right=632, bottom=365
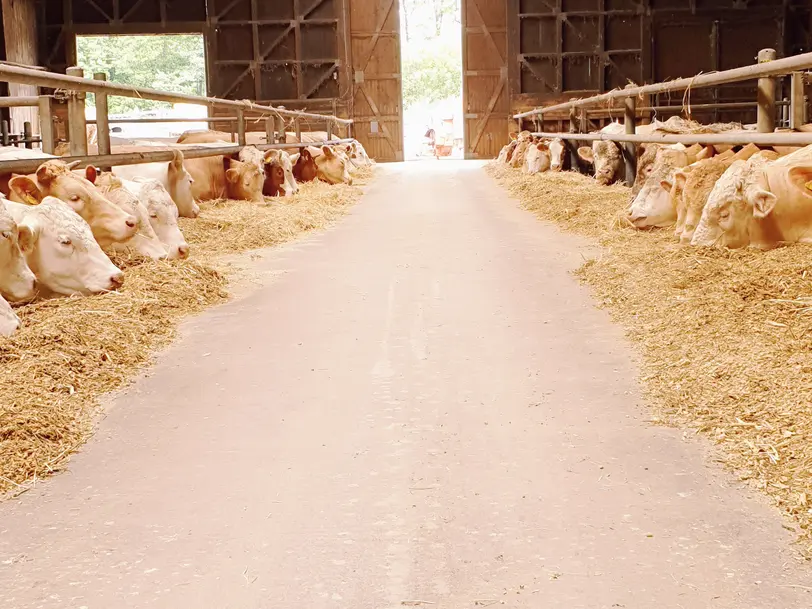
left=0, top=200, right=36, bottom=302
left=264, top=149, right=299, bottom=196
left=0, top=294, right=19, bottom=336
left=292, top=147, right=318, bottom=183
left=627, top=144, right=713, bottom=228
left=261, top=160, right=286, bottom=197
left=691, top=147, right=812, bottom=249
left=497, top=141, right=515, bottom=164
left=307, top=145, right=353, bottom=185
left=674, top=144, right=760, bottom=243
left=524, top=141, right=551, bottom=175
left=285, top=131, right=330, bottom=145
left=547, top=138, right=567, bottom=172
left=509, top=131, right=535, bottom=169
left=577, top=122, right=628, bottom=185
left=6, top=160, right=138, bottom=248
left=120, top=178, right=190, bottom=260
left=4, top=196, right=124, bottom=296
left=94, top=173, right=169, bottom=260
left=110, top=149, right=199, bottom=219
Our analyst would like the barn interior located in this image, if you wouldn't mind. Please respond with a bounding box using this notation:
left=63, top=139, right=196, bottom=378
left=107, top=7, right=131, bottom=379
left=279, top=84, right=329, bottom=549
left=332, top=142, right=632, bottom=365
left=0, top=0, right=810, bottom=161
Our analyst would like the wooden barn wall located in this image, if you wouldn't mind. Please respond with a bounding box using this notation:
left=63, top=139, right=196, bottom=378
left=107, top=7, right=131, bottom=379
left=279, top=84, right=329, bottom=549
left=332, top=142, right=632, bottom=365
left=508, top=0, right=812, bottom=131
left=36, top=0, right=352, bottom=131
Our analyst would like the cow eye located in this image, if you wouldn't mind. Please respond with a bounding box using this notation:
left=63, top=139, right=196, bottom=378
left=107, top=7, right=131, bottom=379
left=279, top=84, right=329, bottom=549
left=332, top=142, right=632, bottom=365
left=719, top=210, right=730, bottom=219
left=59, top=236, right=72, bottom=246
left=70, top=195, right=81, bottom=202
left=149, top=211, right=159, bottom=219
left=0, top=231, right=9, bottom=239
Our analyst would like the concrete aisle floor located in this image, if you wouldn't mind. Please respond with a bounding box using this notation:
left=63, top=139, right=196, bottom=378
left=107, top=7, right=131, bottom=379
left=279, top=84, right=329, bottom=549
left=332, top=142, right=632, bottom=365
left=1, top=161, right=809, bottom=608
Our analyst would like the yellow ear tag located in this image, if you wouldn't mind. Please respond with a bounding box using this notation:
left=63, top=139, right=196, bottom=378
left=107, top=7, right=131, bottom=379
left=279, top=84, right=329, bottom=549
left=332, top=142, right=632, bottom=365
left=23, top=194, right=38, bottom=206
left=805, top=180, right=812, bottom=191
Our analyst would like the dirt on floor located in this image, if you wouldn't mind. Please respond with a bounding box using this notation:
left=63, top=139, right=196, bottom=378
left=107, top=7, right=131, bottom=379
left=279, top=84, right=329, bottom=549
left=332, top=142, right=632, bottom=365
left=0, top=169, right=373, bottom=495
left=487, top=163, right=812, bottom=558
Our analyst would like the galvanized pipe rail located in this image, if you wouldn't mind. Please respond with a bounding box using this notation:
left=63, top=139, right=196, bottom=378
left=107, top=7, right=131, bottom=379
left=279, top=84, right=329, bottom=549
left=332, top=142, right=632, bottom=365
left=529, top=131, right=812, bottom=146
left=514, top=50, right=812, bottom=119
left=0, top=138, right=356, bottom=175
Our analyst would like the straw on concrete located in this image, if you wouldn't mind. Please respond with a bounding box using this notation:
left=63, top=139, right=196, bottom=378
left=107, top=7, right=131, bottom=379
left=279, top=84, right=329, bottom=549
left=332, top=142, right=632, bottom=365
left=487, top=162, right=812, bottom=558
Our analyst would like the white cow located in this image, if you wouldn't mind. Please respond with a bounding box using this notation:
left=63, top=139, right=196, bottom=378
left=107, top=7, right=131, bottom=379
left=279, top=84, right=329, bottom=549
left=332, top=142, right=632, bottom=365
left=112, top=149, right=199, bottom=219
left=0, top=294, right=19, bottom=336
left=122, top=178, right=190, bottom=260
left=0, top=200, right=36, bottom=302
left=5, top=196, right=124, bottom=296
left=264, top=149, right=298, bottom=196
left=95, top=173, right=169, bottom=260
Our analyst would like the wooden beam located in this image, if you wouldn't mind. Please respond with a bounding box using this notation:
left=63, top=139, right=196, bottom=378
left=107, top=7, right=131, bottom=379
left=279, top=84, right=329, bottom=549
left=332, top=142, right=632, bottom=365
left=2, top=0, right=39, bottom=135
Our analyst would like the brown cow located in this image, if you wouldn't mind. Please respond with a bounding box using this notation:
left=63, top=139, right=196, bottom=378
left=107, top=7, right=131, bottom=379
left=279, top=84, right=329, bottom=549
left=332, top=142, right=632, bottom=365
left=183, top=155, right=265, bottom=203
left=292, top=148, right=317, bottom=183
left=262, top=161, right=286, bottom=197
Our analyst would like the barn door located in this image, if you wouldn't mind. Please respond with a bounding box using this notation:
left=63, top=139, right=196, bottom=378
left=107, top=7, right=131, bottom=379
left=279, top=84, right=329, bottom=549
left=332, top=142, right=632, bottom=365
left=461, top=0, right=509, bottom=159
left=349, top=0, right=404, bottom=162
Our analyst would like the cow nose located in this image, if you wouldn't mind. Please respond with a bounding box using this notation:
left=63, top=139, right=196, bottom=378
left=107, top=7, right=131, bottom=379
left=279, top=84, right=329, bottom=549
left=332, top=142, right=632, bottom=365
left=109, top=271, right=125, bottom=289
left=347, top=177, right=354, bottom=185
left=125, top=216, right=137, bottom=228
left=177, top=244, right=190, bottom=259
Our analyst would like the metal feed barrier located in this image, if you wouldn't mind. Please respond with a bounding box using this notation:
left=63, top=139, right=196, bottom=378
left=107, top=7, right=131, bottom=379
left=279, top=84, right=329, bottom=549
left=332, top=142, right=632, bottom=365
left=513, top=48, right=812, bottom=186
left=0, top=63, right=354, bottom=172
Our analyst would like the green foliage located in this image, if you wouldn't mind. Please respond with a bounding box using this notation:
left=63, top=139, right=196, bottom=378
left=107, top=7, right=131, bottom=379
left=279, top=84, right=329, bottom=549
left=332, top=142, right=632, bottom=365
left=76, top=35, right=206, bottom=114
left=402, top=43, right=462, bottom=109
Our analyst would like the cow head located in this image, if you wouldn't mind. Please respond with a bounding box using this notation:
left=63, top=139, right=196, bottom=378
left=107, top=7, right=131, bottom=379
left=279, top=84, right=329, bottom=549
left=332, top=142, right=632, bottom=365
left=548, top=138, right=566, bottom=172
left=0, top=295, right=20, bottom=336
left=225, top=158, right=265, bottom=203
left=166, top=149, right=198, bottom=218
left=0, top=204, right=36, bottom=302
left=129, top=178, right=189, bottom=260
left=627, top=147, right=692, bottom=228
left=524, top=141, right=551, bottom=175
left=15, top=196, right=124, bottom=296
left=265, top=149, right=298, bottom=196
left=579, top=141, right=622, bottom=186
left=315, top=146, right=352, bottom=185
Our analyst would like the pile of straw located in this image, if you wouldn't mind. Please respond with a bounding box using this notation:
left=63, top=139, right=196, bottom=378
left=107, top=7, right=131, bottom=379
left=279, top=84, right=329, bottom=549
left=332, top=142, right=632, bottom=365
left=487, top=163, right=812, bottom=557
left=0, top=174, right=370, bottom=494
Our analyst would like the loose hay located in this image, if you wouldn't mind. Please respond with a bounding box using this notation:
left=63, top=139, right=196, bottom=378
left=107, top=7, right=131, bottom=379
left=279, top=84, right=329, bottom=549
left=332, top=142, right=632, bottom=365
left=487, top=162, right=812, bottom=557
left=0, top=174, right=370, bottom=495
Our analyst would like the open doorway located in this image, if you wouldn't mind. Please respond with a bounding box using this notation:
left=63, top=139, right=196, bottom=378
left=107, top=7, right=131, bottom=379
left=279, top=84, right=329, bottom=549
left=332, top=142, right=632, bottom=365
left=399, top=0, right=463, bottom=160
left=76, top=34, right=207, bottom=143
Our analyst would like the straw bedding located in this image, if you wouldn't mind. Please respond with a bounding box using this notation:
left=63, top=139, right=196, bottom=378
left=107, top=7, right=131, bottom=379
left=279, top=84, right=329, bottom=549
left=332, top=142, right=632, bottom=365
left=0, top=171, right=372, bottom=495
left=487, top=163, right=812, bottom=557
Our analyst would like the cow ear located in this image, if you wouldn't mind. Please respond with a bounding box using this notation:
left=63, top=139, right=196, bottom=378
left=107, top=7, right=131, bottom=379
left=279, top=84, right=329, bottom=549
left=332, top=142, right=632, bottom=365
left=226, top=168, right=240, bottom=184
left=751, top=189, right=777, bottom=218
left=85, top=165, right=98, bottom=183
left=660, top=179, right=673, bottom=193
left=264, top=149, right=279, bottom=162
left=16, top=219, right=38, bottom=253
left=674, top=171, right=689, bottom=189
left=9, top=176, right=44, bottom=205
left=509, top=132, right=518, bottom=141
left=577, top=147, right=594, bottom=163
left=169, top=149, right=184, bottom=170
left=537, top=142, right=548, bottom=151
left=321, top=145, right=334, bottom=158
left=289, top=153, right=300, bottom=164
left=35, top=162, right=60, bottom=185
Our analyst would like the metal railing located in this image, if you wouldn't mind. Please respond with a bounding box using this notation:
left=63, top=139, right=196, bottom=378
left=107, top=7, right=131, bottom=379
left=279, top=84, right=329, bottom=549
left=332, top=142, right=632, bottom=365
left=513, top=48, right=812, bottom=185
left=0, top=63, right=354, bottom=169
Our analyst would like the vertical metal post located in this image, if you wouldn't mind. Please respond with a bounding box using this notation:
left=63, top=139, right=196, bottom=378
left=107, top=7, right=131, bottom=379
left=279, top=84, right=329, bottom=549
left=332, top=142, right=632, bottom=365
left=790, top=71, right=806, bottom=130
left=38, top=95, right=55, bottom=154
left=641, top=93, right=652, bottom=125
left=347, top=121, right=353, bottom=140
left=266, top=116, right=275, bottom=144
left=295, top=117, right=302, bottom=143
left=1, top=120, right=9, bottom=146
left=23, top=121, right=32, bottom=149
left=756, top=48, right=777, bottom=133
left=236, top=108, right=246, bottom=146
left=327, top=119, right=333, bottom=141
left=623, top=95, right=636, bottom=187
left=66, top=66, right=88, bottom=156
left=93, top=72, right=112, bottom=157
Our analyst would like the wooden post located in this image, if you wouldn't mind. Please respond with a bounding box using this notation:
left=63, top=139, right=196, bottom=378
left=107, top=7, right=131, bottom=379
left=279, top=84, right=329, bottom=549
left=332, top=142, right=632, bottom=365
left=277, top=105, right=287, bottom=143
left=266, top=116, right=275, bottom=144
left=756, top=48, right=777, bottom=133
left=236, top=108, right=246, bottom=146
left=1, top=0, right=38, bottom=135
left=623, top=95, right=636, bottom=187
left=66, top=67, right=88, bottom=156
left=641, top=93, right=652, bottom=125
left=295, top=117, right=302, bottom=143
left=1, top=120, right=8, bottom=146
left=327, top=119, right=333, bottom=141
left=23, top=121, right=32, bottom=148
left=568, top=104, right=579, bottom=170
left=347, top=122, right=353, bottom=139
left=790, top=71, right=806, bottom=130
left=93, top=72, right=112, bottom=157
left=38, top=95, right=55, bottom=153
left=579, top=108, right=588, bottom=133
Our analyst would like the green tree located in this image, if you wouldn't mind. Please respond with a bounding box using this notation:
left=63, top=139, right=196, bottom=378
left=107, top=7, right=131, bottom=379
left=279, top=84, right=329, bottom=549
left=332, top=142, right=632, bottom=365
left=402, top=44, right=462, bottom=109
left=76, top=34, right=205, bottom=114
